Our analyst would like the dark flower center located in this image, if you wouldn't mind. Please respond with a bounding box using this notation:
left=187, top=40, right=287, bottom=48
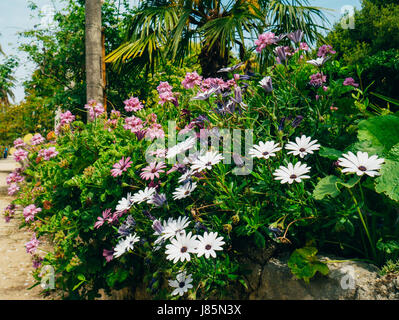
left=205, top=244, right=212, bottom=250
left=180, top=246, right=188, bottom=253
left=290, top=174, right=297, bottom=179
left=184, top=190, right=190, bottom=195
left=179, top=281, right=186, bottom=288
left=358, top=166, right=367, bottom=172
left=206, top=161, right=212, bottom=167
left=262, top=151, right=269, bottom=156
left=299, top=148, right=306, bottom=152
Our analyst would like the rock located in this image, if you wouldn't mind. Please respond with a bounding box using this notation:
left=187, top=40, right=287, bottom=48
left=393, top=277, right=399, bottom=290
left=243, top=252, right=399, bottom=300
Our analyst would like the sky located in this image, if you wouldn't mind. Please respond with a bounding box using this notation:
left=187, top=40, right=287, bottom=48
left=0, top=0, right=362, bottom=104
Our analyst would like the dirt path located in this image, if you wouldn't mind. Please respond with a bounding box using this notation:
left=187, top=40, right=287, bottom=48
left=0, top=159, right=53, bottom=300
left=0, top=197, right=48, bottom=299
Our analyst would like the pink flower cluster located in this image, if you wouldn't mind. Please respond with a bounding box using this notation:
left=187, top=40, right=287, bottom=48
left=38, top=147, right=59, bottom=161
left=84, top=100, right=105, bottom=120
left=110, top=110, right=121, bottom=119
left=31, top=133, right=45, bottom=146
left=146, top=123, right=165, bottom=140
left=23, top=204, right=42, bottom=223
left=13, top=138, right=26, bottom=148
left=299, top=42, right=309, bottom=51
left=55, top=110, right=76, bottom=135
left=6, top=170, right=24, bottom=185
left=6, top=169, right=24, bottom=197
left=182, top=71, right=203, bottom=89
left=60, top=110, right=75, bottom=125
left=343, top=77, right=359, bottom=88
left=124, top=115, right=143, bottom=133
left=4, top=204, right=16, bottom=223
left=157, top=81, right=177, bottom=105
left=124, top=97, right=144, bottom=112
left=111, top=156, right=133, bottom=177
left=317, top=45, right=336, bottom=58
left=201, top=77, right=234, bottom=91
left=13, top=149, right=29, bottom=162
left=7, top=183, right=19, bottom=196
left=25, top=233, right=39, bottom=255
left=310, top=72, right=327, bottom=87
left=255, top=32, right=277, bottom=53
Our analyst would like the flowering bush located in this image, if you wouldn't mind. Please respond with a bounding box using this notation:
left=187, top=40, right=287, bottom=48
left=5, top=32, right=399, bottom=299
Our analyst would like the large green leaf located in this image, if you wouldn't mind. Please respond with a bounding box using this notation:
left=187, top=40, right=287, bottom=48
left=375, top=159, right=399, bottom=202
left=319, top=146, right=342, bottom=160
left=313, top=175, right=342, bottom=200
left=386, top=143, right=399, bottom=161
left=357, top=115, right=399, bottom=154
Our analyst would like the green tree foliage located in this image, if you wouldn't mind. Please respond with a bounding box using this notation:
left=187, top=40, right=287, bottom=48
left=19, top=0, right=136, bottom=118
left=0, top=55, right=18, bottom=107
left=106, top=0, right=327, bottom=77
left=325, top=0, right=399, bottom=105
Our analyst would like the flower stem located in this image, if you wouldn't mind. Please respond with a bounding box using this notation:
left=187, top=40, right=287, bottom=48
left=348, top=188, right=376, bottom=261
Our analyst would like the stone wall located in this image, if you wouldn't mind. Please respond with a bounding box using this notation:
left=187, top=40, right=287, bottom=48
left=110, top=244, right=399, bottom=300
left=241, top=252, right=399, bottom=300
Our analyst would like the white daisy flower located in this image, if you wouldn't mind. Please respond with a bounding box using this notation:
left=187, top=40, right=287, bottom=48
left=249, top=141, right=282, bottom=159
left=182, top=152, right=200, bottom=165
left=178, top=169, right=194, bottom=184
left=285, top=135, right=321, bottom=158
left=306, top=56, right=331, bottom=67
left=116, top=193, right=133, bottom=212
left=196, top=232, right=225, bottom=259
left=338, top=151, right=384, bottom=177
left=166, top=137, right=197, bottom=159
left=131, top=187, right=157, bottom=204
left=153, top=216, right=191, bottom=247
left=273, top=162, right=311, bottom=184
left=165, top=231, right=198, bottom=263
left=168, top=272, right=193, bottom=296
left=172, top=182, right=197, bottom=200
left=163, top=217, right=191, bottom=240
left=125, top=233, right=140, bottom=249
left=113, top=233, right=140, bottom=258
left=191, top=87, right=218, bottom=100
left=113, top=241, right=128, bottom=258
left=191, top=151, right=224, bottom=172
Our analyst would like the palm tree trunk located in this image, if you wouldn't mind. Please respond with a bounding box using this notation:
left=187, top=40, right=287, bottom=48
left=85, top=0, right=103, bottom=107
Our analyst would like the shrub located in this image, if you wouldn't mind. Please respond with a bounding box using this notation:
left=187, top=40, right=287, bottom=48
left=5, top=33, right=399, bottom=299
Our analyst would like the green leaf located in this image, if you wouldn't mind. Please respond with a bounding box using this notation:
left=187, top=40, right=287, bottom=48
left=319, top=146, right=343, bottom=160
left=375, top=159, right=399, bottom=202
left=370, top=92, right=399, bottom=107
left=387, top=143, right=399, bottom=161
left=106, top=269, right=129, bottom=287
left=313, top=176, right=342, bottom=200
left=336, top=176, right=361, bottom=189
left=77, top=274, right=86, bottom=281
left=376, top=239, right=399, bottom=254
left=357, top=115, right=399, bottom=154
left=72, top=280, right=85, bottom=291
left=287, top=247, right=329, bottom=283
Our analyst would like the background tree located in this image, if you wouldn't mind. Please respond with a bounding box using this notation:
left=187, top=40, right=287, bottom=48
left=106, top=0, right=327, bottom=77
left=0, top=55, right=18, bottom=108
left=325, top=0, right=399, bottom=106
left=85, top=0, right=103, bottom=105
